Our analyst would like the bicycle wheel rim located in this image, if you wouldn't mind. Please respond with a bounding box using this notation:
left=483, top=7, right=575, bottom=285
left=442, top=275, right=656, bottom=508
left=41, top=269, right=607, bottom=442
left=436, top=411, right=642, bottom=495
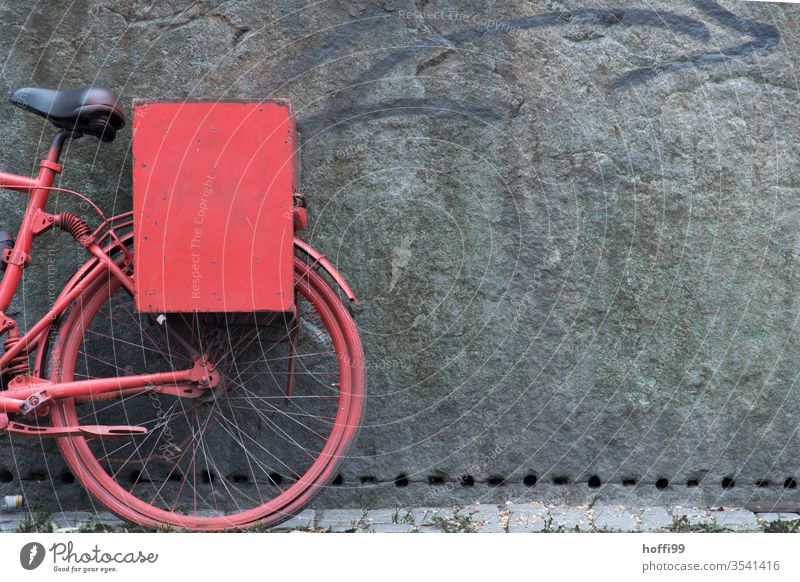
left=49, top=257, right=364, bottom=530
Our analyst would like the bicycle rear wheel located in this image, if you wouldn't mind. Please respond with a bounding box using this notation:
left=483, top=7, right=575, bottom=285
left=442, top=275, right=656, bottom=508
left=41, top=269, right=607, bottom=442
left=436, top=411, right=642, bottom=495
left=47, top=254, right=364, bottom=530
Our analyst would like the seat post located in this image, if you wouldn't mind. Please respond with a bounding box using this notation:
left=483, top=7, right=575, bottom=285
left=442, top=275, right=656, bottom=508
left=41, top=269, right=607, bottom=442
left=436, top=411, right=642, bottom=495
left=46, top=129, right=71, bottom=164
left=36, top=129, right=71, bottom=195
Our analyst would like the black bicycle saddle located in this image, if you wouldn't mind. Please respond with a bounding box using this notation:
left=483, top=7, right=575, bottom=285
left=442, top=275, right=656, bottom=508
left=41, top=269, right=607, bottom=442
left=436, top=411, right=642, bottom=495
left=8, top=86, right=126, bottom=142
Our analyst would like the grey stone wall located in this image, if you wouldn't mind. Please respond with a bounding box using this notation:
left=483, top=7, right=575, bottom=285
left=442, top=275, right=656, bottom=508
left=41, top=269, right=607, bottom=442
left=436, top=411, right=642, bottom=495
left=1, top=0, right=800, bottom=512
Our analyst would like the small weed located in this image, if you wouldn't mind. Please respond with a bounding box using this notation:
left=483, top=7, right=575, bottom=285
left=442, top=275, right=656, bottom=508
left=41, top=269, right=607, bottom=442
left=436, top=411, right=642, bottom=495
left=75, top=522, right=118, bottom=533
left=118, top=523, right=183, bottom=533
left=428, top=508, right=478, bottom=533
left=761, top=518, right=800, bottom=533
left=314, top=509, right=371, bottom=533
left=541, top=514, right=554, bottom=532
left=540, top=514, right=570, bottom=533
left=391, top=508, right=414, bottom=525
left=350, top=509, right=371, bottom=532
left=15, top=511, right=54, bottom=533
left=232, top=522, right=278, bottom=533
left=666, top=516, right=727, bottom=533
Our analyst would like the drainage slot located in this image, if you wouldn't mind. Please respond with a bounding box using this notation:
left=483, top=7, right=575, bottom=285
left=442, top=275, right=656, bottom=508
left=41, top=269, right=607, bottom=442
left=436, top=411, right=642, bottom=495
left=588, top=475, right=602, bottom=489
left=721, top=477, right=735, bottom=490
left=523, top=474, right=538, bottom=487
left=127, top=470, right=149, bottom=484
left=487, top=475, right=505, bottom=487
left=360, top=476, right=376, bottom=485
left=332, top=474, right=343, bottom=486
left=655, top=478, right=669, bottom=490
left=59, top=471, right=75, bottom=484
left=784, top=477, right=797, bottom=489
left=23, top=470, right=47, bottom=482
left=459, top=474, right=475, bottom=487
left=228, top=473, right=248, bottom=484
left=755, top=479, right=770, bottom=488
left=428, top=475, right=446, bottom=485
left=201, top=470, right=216, bottom=484
left=0, top=468, right=13, bottom=483
left=686, top=479, right=699, bottom=487
left=394, top=474, right=409, bottom=487
left=622, top=478, right=637, bottom=487
left=267, top=473, right=282, bottom=486
left=552, top=476, right=570, bottom=485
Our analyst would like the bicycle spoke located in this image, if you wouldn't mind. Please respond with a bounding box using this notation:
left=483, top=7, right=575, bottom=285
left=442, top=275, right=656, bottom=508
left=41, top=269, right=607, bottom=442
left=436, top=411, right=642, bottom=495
left=50, top=256, right=363, bottom=528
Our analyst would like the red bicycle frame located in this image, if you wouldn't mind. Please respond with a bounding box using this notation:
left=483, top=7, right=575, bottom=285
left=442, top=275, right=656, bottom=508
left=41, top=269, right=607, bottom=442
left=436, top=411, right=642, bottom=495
left=0, top=131, right=217, bottom=421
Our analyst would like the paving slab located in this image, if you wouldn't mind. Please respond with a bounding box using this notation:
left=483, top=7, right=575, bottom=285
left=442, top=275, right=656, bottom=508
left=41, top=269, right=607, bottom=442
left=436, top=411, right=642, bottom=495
left=365, top=508, right=404, bottom=526
left=671, top=506, right=713, bottom=525
left=51, top=511, right=97, bottom=530
left=507, top=502, right=548, bottom=532
left=464, top=504, right=504, bottom=532
left=372, top=523, right=415, bottom=533
left=410, top=507, right=455, bottom=528
left=413, top=525, right=442, bottom=533
left=712, top=509, right=760, bottom=532
left=593, top=505, right=640, bottom=532
left=640, top=507, right=673, bottom=532
left=271, top=509, right=315, bottom=531
left=756, top=512, right=800, bottom=523
left=92, top=512, right=127, bottom=528
left=0, top=505, right=777, bottom=534
left=549, top=506, right=591, bottom=531
left=0, top=511, right=26, bottom=532
left=315, top=509, right=369, bottom=532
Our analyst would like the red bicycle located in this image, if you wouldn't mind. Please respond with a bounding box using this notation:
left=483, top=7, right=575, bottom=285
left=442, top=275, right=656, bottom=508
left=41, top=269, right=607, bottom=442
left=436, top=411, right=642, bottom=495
left=0, top=86, right=365, bottom=531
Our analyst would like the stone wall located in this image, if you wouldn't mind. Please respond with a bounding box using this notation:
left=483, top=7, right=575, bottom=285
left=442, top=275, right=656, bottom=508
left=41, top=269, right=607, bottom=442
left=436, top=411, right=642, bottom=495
left=1, top=0, right=799, bottom=512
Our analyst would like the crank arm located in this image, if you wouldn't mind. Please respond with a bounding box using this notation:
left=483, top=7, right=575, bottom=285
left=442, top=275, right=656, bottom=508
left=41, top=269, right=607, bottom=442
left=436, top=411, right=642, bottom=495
left=152, top=384, right=206, bottom=398
left=0, top=381, right=208, bottom=412
left=3, top=356, right=218, bottom=403
left=73, top=383, right=205, bottom=403
left=3, top=419, right=147, bottom=439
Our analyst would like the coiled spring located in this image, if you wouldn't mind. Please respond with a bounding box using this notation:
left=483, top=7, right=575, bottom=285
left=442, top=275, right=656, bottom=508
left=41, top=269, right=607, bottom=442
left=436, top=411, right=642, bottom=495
left=3, top=334, right=29, bottom=377
left=55, top=211, right=91, bottom=242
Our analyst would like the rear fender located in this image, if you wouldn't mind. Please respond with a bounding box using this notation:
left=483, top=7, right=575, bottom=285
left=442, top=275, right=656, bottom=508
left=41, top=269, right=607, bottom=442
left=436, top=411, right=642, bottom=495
left=294, top=237, right=357, bottom=303
left=35, top=235, right=356, bottom=376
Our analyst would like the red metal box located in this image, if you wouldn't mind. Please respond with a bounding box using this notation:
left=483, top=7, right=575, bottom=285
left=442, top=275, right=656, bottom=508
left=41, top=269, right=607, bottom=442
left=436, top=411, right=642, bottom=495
left=132, top=100, right=296, bottom=313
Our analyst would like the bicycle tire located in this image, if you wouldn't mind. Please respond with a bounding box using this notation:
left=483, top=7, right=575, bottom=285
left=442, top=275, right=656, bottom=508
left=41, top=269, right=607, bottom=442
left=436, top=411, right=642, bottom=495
left=47, top=251, right=365, bottom=531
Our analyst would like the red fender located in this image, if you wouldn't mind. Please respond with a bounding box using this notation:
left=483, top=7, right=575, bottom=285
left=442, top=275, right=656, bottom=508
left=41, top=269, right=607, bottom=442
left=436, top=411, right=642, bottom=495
left=34, top=235, right=356, bottom=377
left=294, top=237, right=357, bottom=303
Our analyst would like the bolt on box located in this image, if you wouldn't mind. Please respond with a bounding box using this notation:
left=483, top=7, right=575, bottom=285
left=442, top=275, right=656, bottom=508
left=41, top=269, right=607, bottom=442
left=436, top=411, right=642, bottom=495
left=132, top=100, right=297, bottom=313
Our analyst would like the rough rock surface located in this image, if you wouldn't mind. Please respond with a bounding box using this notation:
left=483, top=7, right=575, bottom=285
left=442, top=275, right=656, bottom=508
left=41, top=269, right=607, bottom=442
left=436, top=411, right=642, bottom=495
left=0, top=0, right=799, bottom=513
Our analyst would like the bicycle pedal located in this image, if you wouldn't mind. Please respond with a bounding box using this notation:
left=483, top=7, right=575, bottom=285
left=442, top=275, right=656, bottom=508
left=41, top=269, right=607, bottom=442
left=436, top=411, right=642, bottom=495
left=4, top=421, right=147, bottom=438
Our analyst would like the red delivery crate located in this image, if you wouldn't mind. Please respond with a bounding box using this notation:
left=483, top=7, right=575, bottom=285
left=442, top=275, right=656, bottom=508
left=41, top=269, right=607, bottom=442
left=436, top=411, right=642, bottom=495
left=132, top=100, right=297, bottom=313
